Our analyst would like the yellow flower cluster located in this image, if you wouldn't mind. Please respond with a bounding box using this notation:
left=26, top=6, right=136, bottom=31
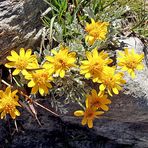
left=5, top=48, right=39, bottom=75
left=0, top=87, right=21, bottom=119
left=80, top=48, right=126, bottom=96
left=5, top=47, right=76, bottom=96
left=117, top=48, right=144, bottom=78
left=45, top=46, right=76, bottom=78
left=2, top=18, right=144, bottom=125
left=85, top=19, right=109, bottom=45
left=74, top=89, right=111, bottom=128
left=74, top=47, right=144, bottom=128
left=2, top=47, right=76, bottom=119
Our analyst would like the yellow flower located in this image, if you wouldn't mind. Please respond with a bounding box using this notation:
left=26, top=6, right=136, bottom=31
left=0, top=87, right=21, bottom=119
left=117, top=48, right=144, bottom=78
left=86, top=89, right=111, bottom=111
left=25, top=64, right=53, bottom=96
left=74, top=103, right=104, bottom=128
left=85, top=18, right=109, bottom=45
left=99, top=66, right=126, bottom=96
left=5, top=48, right=39, bottom=75
left=80, top=48, right=112, bottom=82
left=45, top=46, right=76, bottom=78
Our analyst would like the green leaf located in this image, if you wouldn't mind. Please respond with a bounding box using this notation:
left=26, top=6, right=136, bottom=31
left=49, top=16, right=57, bottom=41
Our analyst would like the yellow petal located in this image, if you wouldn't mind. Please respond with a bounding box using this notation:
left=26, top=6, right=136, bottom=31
left=39, top=87, right=45, bottom=96
left=11, top=90, right=18, bottom=99
left=95, top=111, right=104, bottom=116
left=74, top=110, right=84, bottom=116
left=131, top=71, right=136, bottom=79
left=20, top=48, right=25, bottom=57
left=7, top=56, right=17, bottom=61
left=88, top=119, right=93, bottom=128
left=101, top=105, right=109, bottom=111
left=5, top=87, right=11, bottom=94
left=28, top=80, right=36, bottom=87
left=86, top=51, right=92, bottom=60
left=55, top=69, right=61, bottom=75
left=121, top=66, right=128, bottom=71
left=10, top=111, right=16, bottom=119
left=98, top=91, right=104, bottom=96
left=81, top=60, right=89, bottom=65
left=124, top=48, right=129, bottom=55
left=46, top=56, right=54, bottom=62
left=68, top=52, right=76, bottom=58
left=60, top=70, right=65, bottom=78
left=11, top=50, right=19, bottom=58
left=22, top=69, right=29, bottom=75
left=107, top=88, right=113, bottom=96
left=81, top=117, right=87, bottom=125
left=85, top=73, right=91, bottom=79
left=91, top=89, right=98, bottom=98
left=12, top=69, right=21, bottom=75
left=112, top=87, right=119, bottom=94
left=85, top=98, right=89, bottom=108
left=1, top=111, right=6, bottom=119
left=91, top=18, right=95, bottom=24
left=5, top=62, right=15, bottom=68
left=118, top=51, right=124, bottom=57
left=92, top=48, right=99, bottom=59
left=46, top=82, right=52, bottom=88
left=136, top=64, right=144, bottom=70
left=99, top=84, right=106, bottom=91
left=15, top=109, right=20, bottom=116
left=41, top=85, right=49, bottom=95
left=104, top=98, right=111, bottom=104
left=87, top=36, right=95, bottom=45
left=25, top=49, right=32, bottom=57
left=80, top=69, right=89, bottom=74
left=92, top=77, right=99, bottom=82
left=31, top=85, right=38, bottom=94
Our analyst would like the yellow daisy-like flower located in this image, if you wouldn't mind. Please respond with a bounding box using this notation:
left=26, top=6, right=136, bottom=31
left=74, top=102, right=104, bottom=128
left=99, top=66, right=126, bottom=96
left=45, top=46, right=76, bottom=78
left=5, top=48, right=39, bottom=75
left=0, top=87, right=21, bottom=119
left=86, top=89, right=111, bottom=111
left=117, top=48, right=144, bottom=79
left=80, top=48, right=112, bottom=82
left=25, top=64, right=53, bottom=96
left=85, top=18, right=109, bottom=45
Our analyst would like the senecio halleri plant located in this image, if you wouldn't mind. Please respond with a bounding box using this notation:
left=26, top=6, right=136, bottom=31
left=0, top=18, right=144, bottom=129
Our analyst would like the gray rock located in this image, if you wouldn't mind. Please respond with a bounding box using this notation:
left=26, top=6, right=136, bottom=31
left=0, top=0, right=47, bottom=62
left=0, top=3, right=148, bottom=147
left=62, top=37, right=148, bottom=147
left=119, top=37, right=144, bottom=52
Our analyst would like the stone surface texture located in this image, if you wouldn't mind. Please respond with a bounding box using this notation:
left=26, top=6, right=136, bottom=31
left=0, top=0, right=148, bottom=147
left=62, top=37, right=148, bottom=148
left=0, top=0, right=47, bottom=62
